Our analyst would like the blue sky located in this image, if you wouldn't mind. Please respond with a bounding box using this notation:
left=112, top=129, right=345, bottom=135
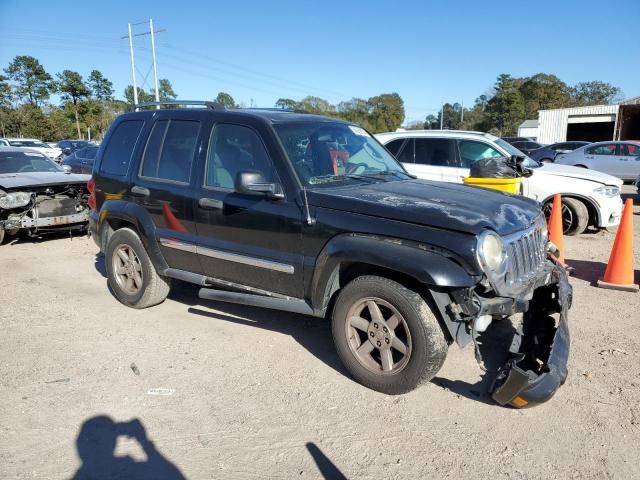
left=0, top=0, right=638, bottom=123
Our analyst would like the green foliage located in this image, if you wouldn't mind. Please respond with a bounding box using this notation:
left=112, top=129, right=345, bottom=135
left=124, top=85, right=153, bottom=104
left=214, top=91, right=237, bottom=108
left=274, top=98, right=297, bottom=109
left=4, top=55, right=55, bottom=106
left=571, top=81, right=622, bottom=106
left=88, top=70, right=114, bottom=101
left=57, top=70, right=91, bottom=137
left=156, top=79, right=176, bottom=101
left=520, top=73, right=571, bottom=119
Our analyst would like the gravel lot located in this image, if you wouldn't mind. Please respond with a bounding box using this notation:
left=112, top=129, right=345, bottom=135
left=1, top=187, right=639, bottom=479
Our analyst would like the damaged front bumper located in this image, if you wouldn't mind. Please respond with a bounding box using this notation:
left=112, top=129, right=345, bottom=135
left=490, top=262, right=572, bottom=408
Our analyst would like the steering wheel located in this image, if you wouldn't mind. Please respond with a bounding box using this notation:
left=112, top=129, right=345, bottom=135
left=18, top=165, right=36, bottom=172
left=345, top=162, right=367, bottom=175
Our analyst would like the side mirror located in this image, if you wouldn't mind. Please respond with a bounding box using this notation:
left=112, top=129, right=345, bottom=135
left=62, top=165, right=72, bottom=173
left=235, top=171, right=284, bottom=199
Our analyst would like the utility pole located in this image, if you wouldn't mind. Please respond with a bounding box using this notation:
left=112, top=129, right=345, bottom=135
left=440, top=103, right=444, bottom=129
left=122, top=20, right=166, bottom=109
left=127, top=23, right=138, bottom=105
left=460, top=101, right=464, bottom=125
left=149, top=18, right=160, bottom=108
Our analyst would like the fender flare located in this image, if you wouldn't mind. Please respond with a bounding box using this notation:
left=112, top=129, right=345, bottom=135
left=309, top=233, right=478, bottom=313
left=97, top=200, right=169, bottom=273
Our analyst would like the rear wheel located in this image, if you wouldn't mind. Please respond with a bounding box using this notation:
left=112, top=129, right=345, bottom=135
left=332, top=275, right=447, bottom=395
left=105, top=228, right=171, bottom=308
left=543, top=197, right=589, bottom=235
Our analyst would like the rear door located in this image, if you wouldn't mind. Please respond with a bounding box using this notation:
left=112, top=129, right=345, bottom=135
left=192, top=120, right=305, bottom=298
left=397, top=138, right=446, bottom=181
left=413, top=138, right=459, bottom=182
left=131, top=110, right=205, bottom=274
left=619, top=143, right=640, bottom=180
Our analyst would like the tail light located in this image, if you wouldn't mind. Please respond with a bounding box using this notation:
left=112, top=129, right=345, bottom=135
left=87, top=177, right=96, bottom=211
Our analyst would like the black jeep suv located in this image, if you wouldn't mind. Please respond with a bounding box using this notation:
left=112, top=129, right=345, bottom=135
left=89, top=102, right=571, bottom=408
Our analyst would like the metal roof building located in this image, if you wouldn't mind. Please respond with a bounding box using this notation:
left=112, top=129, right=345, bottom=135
left=537, top=98, right=640, bottom=144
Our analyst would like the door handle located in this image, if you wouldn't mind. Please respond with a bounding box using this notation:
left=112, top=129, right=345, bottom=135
left=198, top=197, right=223, bottom=210
left=131, top=186, right=150, bottom=197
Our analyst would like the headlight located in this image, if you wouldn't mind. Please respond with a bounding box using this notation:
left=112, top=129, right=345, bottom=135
left=593, top=185, right=620, bottom=198
left=0, top=191, right=31, bottom=209
left=477, top=231, right=506, bottom=272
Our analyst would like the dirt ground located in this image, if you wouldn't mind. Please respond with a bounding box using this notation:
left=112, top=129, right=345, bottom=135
left=1, top=187, right=639, bottom=480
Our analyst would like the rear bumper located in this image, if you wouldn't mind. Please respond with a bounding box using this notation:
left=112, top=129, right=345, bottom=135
left=490, top=262, right=572, bottom=408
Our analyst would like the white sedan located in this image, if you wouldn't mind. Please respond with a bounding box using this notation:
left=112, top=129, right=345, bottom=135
left=1, top=138, right=62, bottom=160
left=376, top=130, right=623, bottom=235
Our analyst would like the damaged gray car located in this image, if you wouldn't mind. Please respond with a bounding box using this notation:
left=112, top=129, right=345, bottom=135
left=0, top=147, right=90, bottom=244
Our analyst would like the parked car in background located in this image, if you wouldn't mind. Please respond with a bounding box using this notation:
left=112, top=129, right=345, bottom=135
left=88, top=103, right=572, bottom=407
left=0, top=147, right=90, bottom=245
left=529, top=141, right=591, bottom=163
left=555, top=141, right=640, bottom=181
left=1, top=138, right=62, bottom=160
left=376, top=130, right=623, bottom=235
left=62, top=145, right=99, bottom=174
left=509, top=140, right=544, bottom=156
left=57, top=139, right=92, bottom=156
left=502, top=137, right=534, bottom=144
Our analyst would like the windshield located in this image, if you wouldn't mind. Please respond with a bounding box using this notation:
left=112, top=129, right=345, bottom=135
left=0, top=151, right=64, bottom=174
left=274, top=122, right=409, bottom=186
left=8, top=140, right=50, bottom=149
left=495, top=138, right=540, bottom=168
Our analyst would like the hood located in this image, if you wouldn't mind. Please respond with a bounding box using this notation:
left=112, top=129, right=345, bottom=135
left=0, top=171, right=90, bottom=190
left=537, top=163, right=622, bottom=186
left=308, top=179, right=542, bottom=236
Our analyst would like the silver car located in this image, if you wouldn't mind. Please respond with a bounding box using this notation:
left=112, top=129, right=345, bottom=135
left=555, top=141, right=640, bottom=181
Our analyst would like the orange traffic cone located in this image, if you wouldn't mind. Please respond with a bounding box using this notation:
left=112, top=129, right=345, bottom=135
left=597, top=198, right=639, bottom=292
left=548, top=193, right=565, bottom=265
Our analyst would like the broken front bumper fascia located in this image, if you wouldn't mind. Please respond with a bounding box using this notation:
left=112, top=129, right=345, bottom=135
left=1, top=210, right=89, bottom=230
left=490, top=261, right=572, bottom=408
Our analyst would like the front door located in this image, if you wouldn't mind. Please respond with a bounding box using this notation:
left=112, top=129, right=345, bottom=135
left=193, top=122, right=305, bottom=298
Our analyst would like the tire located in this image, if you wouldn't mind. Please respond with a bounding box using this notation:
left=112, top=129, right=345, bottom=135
left=332, top=275, right=447, bottom=395
left=544, top=197, right=589, bottom=236
left=105, top=227, right=171, bottom=308
left=563, top=198, right=589, bottom=235
left=0, top=229, right=4, bottom=245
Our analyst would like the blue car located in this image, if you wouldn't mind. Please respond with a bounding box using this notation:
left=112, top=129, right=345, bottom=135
left=530, top=141, right=590, bottom=163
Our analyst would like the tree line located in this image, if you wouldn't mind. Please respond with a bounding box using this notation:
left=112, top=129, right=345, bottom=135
left=0, top=54, right=624, bottom=141
left=412, top=73, right=623, bottom=135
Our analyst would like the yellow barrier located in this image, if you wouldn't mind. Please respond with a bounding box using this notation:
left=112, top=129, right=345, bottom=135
left=462, top=177, right=522, bottom=194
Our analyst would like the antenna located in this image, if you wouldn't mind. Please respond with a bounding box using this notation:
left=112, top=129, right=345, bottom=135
left=302, top=187, right=315, bottom=226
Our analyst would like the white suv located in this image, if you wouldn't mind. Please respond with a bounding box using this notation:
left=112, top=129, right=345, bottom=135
left=375, top=130, right=623, bottom=235
left=1, top=138, right=62, bottom=160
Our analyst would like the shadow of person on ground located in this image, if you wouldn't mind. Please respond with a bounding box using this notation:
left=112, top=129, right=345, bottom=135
left=306, top=442, right=348, bottom=480
left=71, top=416, right=185, bottom=480
left=432, top=318, right=516, bottom=405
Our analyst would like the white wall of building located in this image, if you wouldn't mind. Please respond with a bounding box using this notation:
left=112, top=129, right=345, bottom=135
left=518, top=126, right=539, bottom=139
left=537, top=105, right=618, bottom=144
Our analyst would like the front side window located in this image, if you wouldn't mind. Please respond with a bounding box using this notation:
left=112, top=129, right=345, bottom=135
left=458, top=140, right=504, bottom=168
left=587, top=144, right=617, bottom=155
left=0, top=151, right=62, bottom=174
left=205, top=123, right=276, bottom=190
left=140, top=120, right=200, bottom=183
left=274, top=122, right=408, bottom=186
left=414, top=138, right=454, bottom=166
left=101, top=120, right=144, bottom=176
left=78, top=146, right=99, bottom=160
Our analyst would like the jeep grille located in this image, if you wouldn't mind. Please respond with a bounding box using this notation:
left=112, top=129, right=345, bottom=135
left=504, top=216, right=548, bottom=287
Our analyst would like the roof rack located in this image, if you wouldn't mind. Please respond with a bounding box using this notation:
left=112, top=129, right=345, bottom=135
left=129, top=100, right=227, bottom=112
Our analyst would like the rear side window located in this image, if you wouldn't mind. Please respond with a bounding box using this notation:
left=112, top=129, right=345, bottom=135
left=414, top=138, right=454, bottom=166
left=623, top=144, right=640, bottom=156
left=140, top=120, right=200, bottom=183
left=396, top=139, right=414, bottom=163
left=385, top=139, right=406, bottom=157
left=100, top=120, right=144, bottom=176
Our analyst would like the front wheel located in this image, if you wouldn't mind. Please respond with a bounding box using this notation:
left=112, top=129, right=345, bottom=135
left=332, top=276, right=448, bottom=395
left=543, top=197, right=589, bottom=235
